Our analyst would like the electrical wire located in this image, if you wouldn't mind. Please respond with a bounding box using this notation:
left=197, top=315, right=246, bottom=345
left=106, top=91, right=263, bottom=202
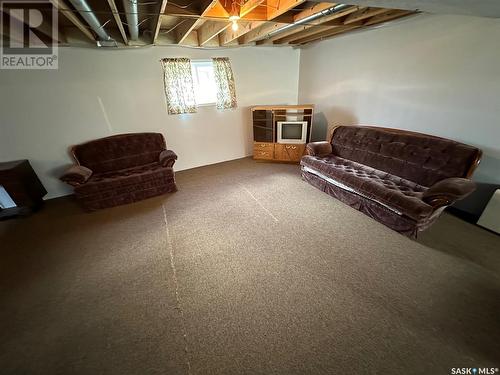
left=168, top=2, right=195, bottom=9
left=159, top=19, right=190, bottom=34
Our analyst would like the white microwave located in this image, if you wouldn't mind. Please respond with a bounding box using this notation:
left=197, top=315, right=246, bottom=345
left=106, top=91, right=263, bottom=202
left=277, top=121, right=308, bottom=144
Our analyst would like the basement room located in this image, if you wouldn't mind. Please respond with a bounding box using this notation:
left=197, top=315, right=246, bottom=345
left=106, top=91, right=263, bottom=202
left=0, top=0, right=499, bottom=373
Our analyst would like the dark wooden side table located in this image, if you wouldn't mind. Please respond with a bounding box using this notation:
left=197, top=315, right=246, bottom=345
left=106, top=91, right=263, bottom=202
left=0, top=160, right=47, bottom=219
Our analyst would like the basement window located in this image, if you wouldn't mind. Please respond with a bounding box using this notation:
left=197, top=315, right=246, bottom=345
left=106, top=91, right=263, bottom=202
left=191, top=60, right=217, bottom=106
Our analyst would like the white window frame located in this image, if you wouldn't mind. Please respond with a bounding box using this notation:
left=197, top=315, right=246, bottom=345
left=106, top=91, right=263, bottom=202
left=191, top=59, right=217, bottom=107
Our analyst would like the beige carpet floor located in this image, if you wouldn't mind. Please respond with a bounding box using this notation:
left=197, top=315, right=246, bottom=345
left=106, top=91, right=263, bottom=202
left=1, top=157, right=499, bottom=375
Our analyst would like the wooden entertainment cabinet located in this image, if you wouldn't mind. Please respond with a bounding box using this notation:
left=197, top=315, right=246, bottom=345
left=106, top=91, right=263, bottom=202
left=252, top=105, right=314, bottom=162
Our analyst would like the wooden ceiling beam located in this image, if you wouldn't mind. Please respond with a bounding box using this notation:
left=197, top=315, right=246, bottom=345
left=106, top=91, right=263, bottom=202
left=279, top=19, right=355, bottom=44
left=152, top=0, right=169, bottom=44
left=343, top=7, right=389, bottom=24
left=239, top=21, right=289, bottom=44
left=266, top=0, right=305, bottom=20
left=240, top=7, right=268, bottom=21
left=292, top=24, right=361, bottom=45
left=251, top=2, right=335, bottom=44
left=272, top=6, right=357, bottom=44
left=176, top=19, right=200, bottom=43
left=363, top=9, right=415, bottom=26
left=219, top=0, right=305, bottom=45
left=296, top=9, right=416, bottom=45
left=252, top=3, right=332, bottom=45
left=197, top=21, right=230, bottom=45
left=303, top=0, right=500, bottom=18
left=106, top=0, right=128, bottom=44
left=293, top=2, right=336, bottom=22
left=202, top=1, right=229, bottom=18
left=240, top=0, right=265, bottom=18
left=255, top=27, right=301, bottom=45
left=306, top=5, right=359, bottom=25
left=176, top=0, right=219, bottom=44
left=49, top=0, right=95, bottom=41
left=219, top=20, right=264, bottom=45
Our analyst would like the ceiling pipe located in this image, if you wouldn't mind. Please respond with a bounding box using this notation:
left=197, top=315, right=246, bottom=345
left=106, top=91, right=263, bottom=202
left=123, top=0, right=139, bottom=41
left=264, top=3, right=352, bottom=40
left=67, top=0, right=114, bottom=43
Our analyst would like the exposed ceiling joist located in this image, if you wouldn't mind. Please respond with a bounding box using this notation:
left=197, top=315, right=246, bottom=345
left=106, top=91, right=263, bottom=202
left=177, top=0, right=219, bottom=44
left=266, top=0, right=305, bottom=19
left=306, top=5, right=359, bottom=25
left=298, top=9, right=416, bottom=45
left=49, top=0, right=95, bottom=41
left=152, top=0, right=169, bottom=44
left=218, top=0, right=305, bottom=45
left=255, top=25, right=305, bottom=44
left=271, top=5, right=358, bottom=44
left=181, top=29, right=220, bottom=46
left=202, top=1, right=229, bottom=18
left=363, top=9, right=414, bottom=26
left=219, top=20, right=264, bottom=45
left=305, top=0, right=500, bottom=18
left=254, top=2, right=337, bottom=44
left=276, top=19, right=353, bottom=44
left=274, top=5, right=385, bottom=44
left=343, top=6, right=389, bottom=24
left=292, top=23, right=360, bottom=44
left=240, top=0, right=265, bottom=18
left=106, top=0, right=128, bottom=44
left=176, top=19, right=200, bottom=43
left=198, top=21, right=231, bottom=45
left=293, top=2, right=338, bottom=21
left=239, top=21, right=289, bottom=44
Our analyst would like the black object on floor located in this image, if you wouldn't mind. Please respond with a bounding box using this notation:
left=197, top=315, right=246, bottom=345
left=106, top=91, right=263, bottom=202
left=0, top=160, right=47, bottom=220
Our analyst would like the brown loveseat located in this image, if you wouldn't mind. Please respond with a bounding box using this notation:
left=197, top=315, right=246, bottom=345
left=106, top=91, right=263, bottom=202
left=301, top=126, right=481, bottom=237
left=60, top=133, right=177, bottom=211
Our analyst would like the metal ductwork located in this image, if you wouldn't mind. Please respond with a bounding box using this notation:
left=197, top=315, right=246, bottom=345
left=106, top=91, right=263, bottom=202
left=264, top=3, right=351, bottom=40
left=123, top=0, right=139, bottom=41
left=67, top=0, right=115, bottom=44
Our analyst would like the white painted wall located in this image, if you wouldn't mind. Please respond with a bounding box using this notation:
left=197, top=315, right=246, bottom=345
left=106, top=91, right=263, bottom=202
left=1, top=13, right=498, bottom=215
left=0, top=46, right=300, bottom=198
left=298, top=13, right=500, bottom=215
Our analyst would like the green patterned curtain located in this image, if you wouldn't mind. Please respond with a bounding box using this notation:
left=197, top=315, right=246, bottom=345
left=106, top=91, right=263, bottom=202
left=161, top=58, right=197, bottom=115
left=212, top=57, right=237, bottom=110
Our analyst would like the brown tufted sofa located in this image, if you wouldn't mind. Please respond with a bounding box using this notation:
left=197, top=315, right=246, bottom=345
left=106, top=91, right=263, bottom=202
left=60, top=133, right=177, bottom=211
left=301, top=126, right=482, bottom=237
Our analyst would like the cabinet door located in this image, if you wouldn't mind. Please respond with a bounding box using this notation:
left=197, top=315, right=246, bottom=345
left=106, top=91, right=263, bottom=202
left=274, top=144, right=306, bottom=162
left=253, top=110, right=273, bottom=142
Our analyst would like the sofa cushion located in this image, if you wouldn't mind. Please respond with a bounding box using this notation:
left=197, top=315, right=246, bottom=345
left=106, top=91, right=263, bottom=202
left=75, top=162, right=173, bottom=197
left=330, top=126, right=480, bottom=186
left=301, top=154, right=433, bottom=221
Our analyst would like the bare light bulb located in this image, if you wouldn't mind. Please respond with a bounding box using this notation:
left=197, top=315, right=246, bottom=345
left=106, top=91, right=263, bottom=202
left=231, top=20, right=238, bottom=31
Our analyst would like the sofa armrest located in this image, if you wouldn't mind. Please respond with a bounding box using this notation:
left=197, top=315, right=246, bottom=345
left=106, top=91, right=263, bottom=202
left=422, top=177, right=476, bottom=208
left=60, top=165, right=92, bottom=186
left=306, top=142, right=332, bottom=157
left=159, top=149, right=178, bottom=168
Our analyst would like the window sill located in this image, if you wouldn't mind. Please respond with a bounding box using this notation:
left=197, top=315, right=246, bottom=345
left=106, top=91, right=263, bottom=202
left=197, top=103, right=216, bottom=108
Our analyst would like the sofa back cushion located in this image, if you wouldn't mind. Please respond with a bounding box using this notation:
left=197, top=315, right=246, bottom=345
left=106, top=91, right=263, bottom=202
left=330, top=126, right=480, bottom=187
left=72, top=133, right=166, bottom=173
